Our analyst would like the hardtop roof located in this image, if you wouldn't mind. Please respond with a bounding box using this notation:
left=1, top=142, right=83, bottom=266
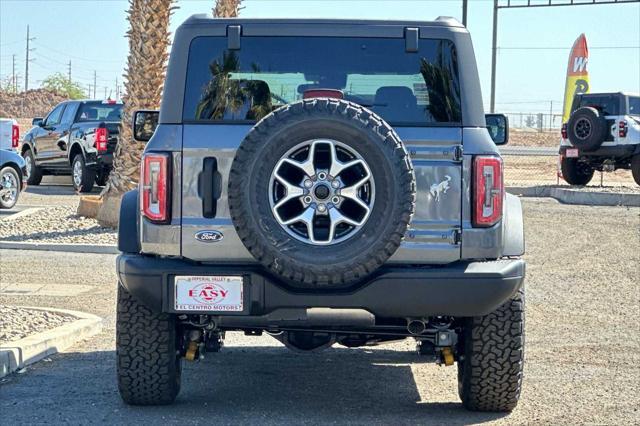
left=180, top=15, right=464, bottom=29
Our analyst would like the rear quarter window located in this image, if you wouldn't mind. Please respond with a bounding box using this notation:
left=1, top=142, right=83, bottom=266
left=183, top=36, right=461, bottom=126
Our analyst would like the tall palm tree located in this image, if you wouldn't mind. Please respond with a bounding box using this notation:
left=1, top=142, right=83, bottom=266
left=96, top=0, right=175, bottom=226
left=213, top=0, right=243, bottom=17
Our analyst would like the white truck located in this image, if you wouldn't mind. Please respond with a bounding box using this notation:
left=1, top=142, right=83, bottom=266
left=0, top=118, right=20, bottom=152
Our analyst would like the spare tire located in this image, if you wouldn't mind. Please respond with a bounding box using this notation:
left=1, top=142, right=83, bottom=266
left=228, top=99, right=415, bottom=289
left=567, top=107, right=608, bottom=151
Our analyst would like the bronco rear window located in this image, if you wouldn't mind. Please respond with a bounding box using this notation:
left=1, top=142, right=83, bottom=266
left=183, top=36, right=461, bottom=126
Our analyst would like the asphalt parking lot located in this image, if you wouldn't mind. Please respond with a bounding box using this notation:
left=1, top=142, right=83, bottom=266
left=0, top=197, right=638, bottom=424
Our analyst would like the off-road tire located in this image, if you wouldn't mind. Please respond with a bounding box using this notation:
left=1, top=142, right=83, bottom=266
left=72, top=154, right=95, bottom=193
left=23, top=148, right=42, bottom=186
left=560, top=156, right=594, bottom=186
left=228, top=98, right=415, bottom=289
left=567, top=107, right=608, bottom=151
left=116, top=285, right=181, bottom=405
left=631, top=155, right=640, bottom=186
left=457, top=288, right=525, bottom=412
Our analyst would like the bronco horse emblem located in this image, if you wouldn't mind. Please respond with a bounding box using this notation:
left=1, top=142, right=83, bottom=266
left=429, top=175, right=451, bottom=201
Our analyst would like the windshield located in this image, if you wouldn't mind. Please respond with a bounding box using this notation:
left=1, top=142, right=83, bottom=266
left=77, top=102, right=123, bottom=122
left=628, top=96, right=640, bottom=116
left=183, top=36, right=461, bottom=126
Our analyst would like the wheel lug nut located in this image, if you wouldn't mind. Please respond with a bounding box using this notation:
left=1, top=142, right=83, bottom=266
left=303, top=196, right=313, bottom=204
left=317, top=204, right=327, bottom=213
left=331, top=196, right=340, bottom=204
left=317, top=172, right=327, bottom=180
left=303, top=179, right=313, bottom=188
left=331, top=180, right=340, bottom=188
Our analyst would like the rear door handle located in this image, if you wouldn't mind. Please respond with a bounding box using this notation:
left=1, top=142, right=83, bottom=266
left=198, top=157, right=222, bottom=218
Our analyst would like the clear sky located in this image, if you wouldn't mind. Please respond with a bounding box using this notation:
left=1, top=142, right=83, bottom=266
left=1, top=0, right=639, bottom=114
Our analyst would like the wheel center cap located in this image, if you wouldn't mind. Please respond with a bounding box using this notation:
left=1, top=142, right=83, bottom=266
left=314, top=184, right=330, bottom=200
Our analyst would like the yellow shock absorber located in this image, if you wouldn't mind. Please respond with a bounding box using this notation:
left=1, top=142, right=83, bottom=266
left=185, top=341, right=199, bottom=361
left=441, top=347, right=454, bottom=366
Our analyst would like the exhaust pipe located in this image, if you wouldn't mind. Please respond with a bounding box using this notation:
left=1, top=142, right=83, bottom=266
left=407, top=319, right=426, bottom=335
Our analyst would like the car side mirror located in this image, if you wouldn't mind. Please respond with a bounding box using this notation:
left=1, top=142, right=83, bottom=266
left=485, top=114, right=509, bottom=145
left=132, top=110, right=160, bottom=143
left=32, top=117, right=44, bottom=126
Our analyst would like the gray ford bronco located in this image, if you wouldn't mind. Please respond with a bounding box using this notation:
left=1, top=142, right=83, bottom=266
left=116, top=16, right=526, bottom=412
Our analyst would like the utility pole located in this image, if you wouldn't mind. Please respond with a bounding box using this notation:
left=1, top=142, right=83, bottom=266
left=490, top=0, right=498, bottom=113
left=93, top=70, right=97, bottom=99
left=462, top=0, right=468, bottom=26
left=24, top=25, right=35, bottom=91
left=549, top=101, right=553, bottom=131
left=12, top=54, right=16, bottom=93
left=67, top=60, right=72, bottom=83
left=104, top=86, right=107, bottom=99
left=115, top=77, right=119, bottom=99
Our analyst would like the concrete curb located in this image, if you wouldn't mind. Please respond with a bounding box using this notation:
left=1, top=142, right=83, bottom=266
left=0, top=307, right=102, bottom=378
left=0, top=241, right=119, bottom=254
left=1, top=207, right=44, bottom=221
left=507, top=186, right=640, bottom=207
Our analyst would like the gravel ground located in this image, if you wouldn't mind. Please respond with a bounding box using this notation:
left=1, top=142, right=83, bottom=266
left=0, top=204, right=117, bottom=245
left=0, top=305, right=73, bottom=344
left=0, top=198, right=638, bottom=424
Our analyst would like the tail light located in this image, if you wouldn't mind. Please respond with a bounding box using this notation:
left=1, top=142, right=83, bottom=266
left=473, top=156, right=503, bottom=227
left=95, top=127, right=108, bottom=152
left=140, top=153, right=170, bottom=223
left=11, top=124, right=19, bottom=148
left=619, top=120, right=628, bottom=138
left=561, top=123, right=568, bottom=139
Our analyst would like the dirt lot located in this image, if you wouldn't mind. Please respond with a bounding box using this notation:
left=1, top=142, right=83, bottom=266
left=503, top=155, right=636, bottom=186
left=510, top=130, right=559, bottom=147
left=0, top=198, right=639, bottom=424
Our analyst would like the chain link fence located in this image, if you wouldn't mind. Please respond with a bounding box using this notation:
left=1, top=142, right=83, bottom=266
left=500, top=145, right=637, bottom=188
left=504, top=112, right=564, bottom=132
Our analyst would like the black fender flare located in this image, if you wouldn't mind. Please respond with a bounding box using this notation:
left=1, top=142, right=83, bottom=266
left=68, top=141, right=87, bottom=165
left=502, top=193, right=525, bottom=257
left=118, top=189, right=141, bottom=254
left=21, top=138, right=35, bottom=155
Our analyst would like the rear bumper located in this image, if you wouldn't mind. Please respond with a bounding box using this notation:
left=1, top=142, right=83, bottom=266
left=560, top=144, right=639, bottom=157
left=117, top=254, right=525, bottom=319
left=85, top=152, right=113, bottom=169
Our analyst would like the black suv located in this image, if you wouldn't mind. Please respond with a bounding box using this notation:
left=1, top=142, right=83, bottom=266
left=21, top=100, right=122, bottom=192
left=116, top=16, right=525, bottom=412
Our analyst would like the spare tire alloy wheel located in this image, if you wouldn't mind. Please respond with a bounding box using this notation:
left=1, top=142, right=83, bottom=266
left=270, top=139, right=374, bottom=245
left=228, top=99, right=415, bottom=288
left=573, top=117, right=591, bottom=141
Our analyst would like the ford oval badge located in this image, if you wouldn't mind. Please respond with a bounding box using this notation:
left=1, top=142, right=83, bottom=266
left=195, top=230, right=224, bottom=243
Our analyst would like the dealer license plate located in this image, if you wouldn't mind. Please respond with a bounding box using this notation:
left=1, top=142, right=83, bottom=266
left=174, top=275, right=243, bottom=312
left=565, top=148, right=579, bottom=158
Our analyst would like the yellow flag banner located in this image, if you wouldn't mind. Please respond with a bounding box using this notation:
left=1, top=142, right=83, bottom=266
left=561, top=34, right=590, bottom=124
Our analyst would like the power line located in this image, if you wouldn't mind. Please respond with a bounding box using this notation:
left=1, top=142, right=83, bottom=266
left=31, top=40, right=124, bottom=63
left=0, top=39, right=22, bottom=47
left=499, top=46, right=640, bottom=50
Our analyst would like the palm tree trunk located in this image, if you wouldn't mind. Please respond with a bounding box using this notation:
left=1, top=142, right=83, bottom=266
left=96, top=0, right=175, bottom=226
left=213, top=0, right=242, bottom=17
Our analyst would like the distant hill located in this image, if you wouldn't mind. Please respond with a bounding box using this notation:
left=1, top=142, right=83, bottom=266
left=0, top=89, right=68, bottom=119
